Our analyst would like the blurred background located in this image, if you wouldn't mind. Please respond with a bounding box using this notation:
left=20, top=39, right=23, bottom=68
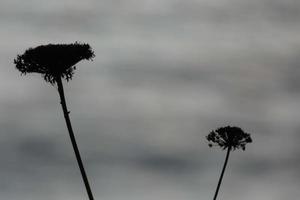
left=1, top=0, right=300, bottom=199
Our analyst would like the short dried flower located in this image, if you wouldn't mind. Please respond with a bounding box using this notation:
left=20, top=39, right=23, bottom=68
left=14, top=42, right=95, bottom=84
left=206, top=126, right=252, bottom=151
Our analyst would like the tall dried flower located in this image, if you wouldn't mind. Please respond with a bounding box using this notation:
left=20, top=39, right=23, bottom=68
left=14, top=42, right=95, bottom=200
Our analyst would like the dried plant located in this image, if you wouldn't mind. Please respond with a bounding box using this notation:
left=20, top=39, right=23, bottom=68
left=14, top=42, right=95, bottom=200
left=206, top=126, right=252, bottom=200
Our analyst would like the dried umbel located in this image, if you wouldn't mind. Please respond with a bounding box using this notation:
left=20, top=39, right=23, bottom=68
left=206, top=126, right=252, bottom=200
left=14, top=42, right=95, bottom=84
left=207, top=126, right=252, bottom=151
left=14, top=42, right=95, bottom=200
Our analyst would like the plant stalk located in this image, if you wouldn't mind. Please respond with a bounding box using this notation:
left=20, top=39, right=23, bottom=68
left=213, top=147, right=231, bottom=200
left=56, top=76, right=94, bottom=200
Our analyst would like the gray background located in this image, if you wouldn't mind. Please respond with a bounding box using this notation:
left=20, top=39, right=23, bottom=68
left=1, top=0, right=300, bottom=199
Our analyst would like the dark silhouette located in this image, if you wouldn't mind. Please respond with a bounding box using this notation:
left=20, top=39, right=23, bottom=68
left=206, top=126, right=252, bottom=200
left=14, top=42, right=95, bottom=200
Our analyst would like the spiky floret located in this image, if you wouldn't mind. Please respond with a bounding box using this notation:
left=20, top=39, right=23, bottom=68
left=206, top=126, right=252, bottom=151
left=14, top=42, right=95, bottom=84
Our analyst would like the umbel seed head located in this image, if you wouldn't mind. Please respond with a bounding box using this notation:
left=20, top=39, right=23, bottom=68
left=206, top=126, right=252, bottom=151
left=14, top=42, right=95, bottom=84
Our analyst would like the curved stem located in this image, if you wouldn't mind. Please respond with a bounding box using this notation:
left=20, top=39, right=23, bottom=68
left=56, top=76, right=94, bottom=200
left=213, top=147, right=231, bottom=200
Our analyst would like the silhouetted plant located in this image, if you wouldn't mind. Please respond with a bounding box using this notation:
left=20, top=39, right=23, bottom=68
left=206, top=126, right=252, bottom=200
left=14, top=42, right=95, bottom=200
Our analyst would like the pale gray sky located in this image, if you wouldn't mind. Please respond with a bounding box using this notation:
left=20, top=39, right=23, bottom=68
left=1, top=0, right=300, bottom=200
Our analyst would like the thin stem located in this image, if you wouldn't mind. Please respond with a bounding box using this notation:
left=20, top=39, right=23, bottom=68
left=56, top=76, right=94, bottom=200
left=213, top=147, right=231, bottom=200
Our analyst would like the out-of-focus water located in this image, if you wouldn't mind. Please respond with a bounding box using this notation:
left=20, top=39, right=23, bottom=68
left=1, top=0, right=300, bottom=199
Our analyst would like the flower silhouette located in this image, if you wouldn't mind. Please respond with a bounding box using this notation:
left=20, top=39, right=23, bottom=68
left=14, top=42, right=94, bottom=84
left=207, top=126, right=252, bottom=151
left=206, top=126, right=252, bottom=200
left=14, top=42, right=95, bottom=200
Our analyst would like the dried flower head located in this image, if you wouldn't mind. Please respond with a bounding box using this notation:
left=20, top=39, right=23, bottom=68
left=206, top=126, right=252, bottom=151
left=14, top=42, right=95, bottom=84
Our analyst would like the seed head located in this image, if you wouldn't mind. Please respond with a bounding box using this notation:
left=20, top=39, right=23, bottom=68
left=206, top=126, right=252, bottom=151
left=14, top=42, right=95, bottom=84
